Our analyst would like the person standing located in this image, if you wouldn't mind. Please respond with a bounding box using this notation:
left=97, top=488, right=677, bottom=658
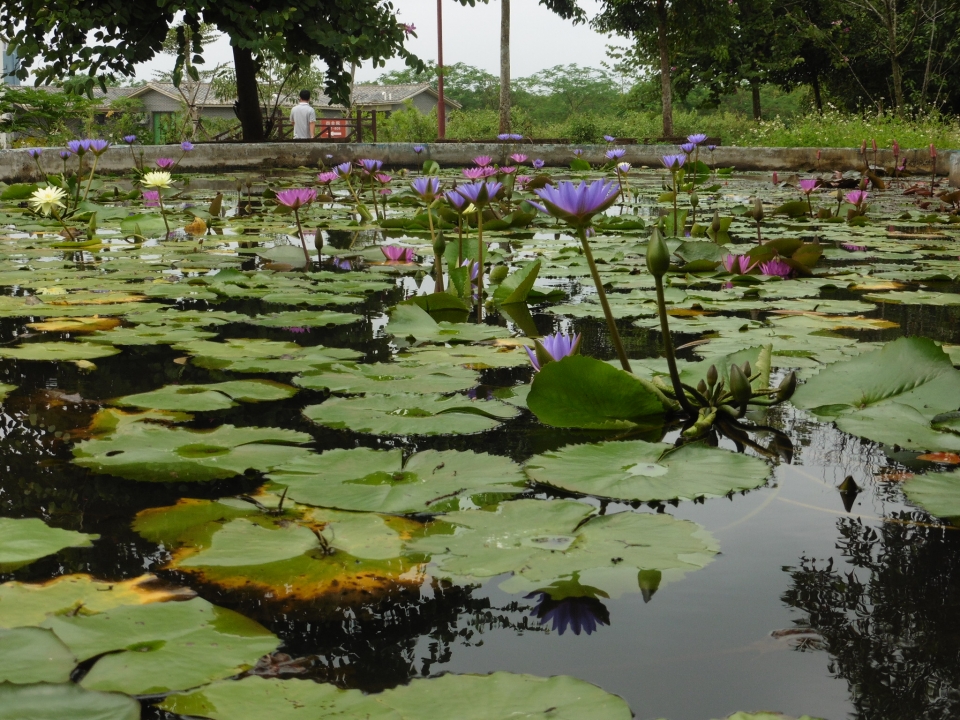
left=290, top=90, right=316, bottom=139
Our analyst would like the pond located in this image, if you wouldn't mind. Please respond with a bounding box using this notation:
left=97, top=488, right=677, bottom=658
left=2, top=148, right=960, bottom=720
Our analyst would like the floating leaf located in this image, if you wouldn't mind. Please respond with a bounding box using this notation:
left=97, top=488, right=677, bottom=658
left=0, top=342, right=119, bottom=362
left=0, top=518, right=97, bottom=572
left=903, top=470, right=960, bottom=518
left=268, top=448, right=525, bottom=514
left=174, top=339, right=361, bottom=373
left=524, top=440, right=770, bottom=502
left=387, top=304, right=510, bottom=345
left=295, top=362, right=478, bottom=396
left=114, top=380, right=296, bottom=412
left=0, top=628, right=77, bottom=684
left=0, top=682, right=139, bottom=720
left=303, top=393, right=518, bottom=436
left=26, top=317, right=121, bottom=334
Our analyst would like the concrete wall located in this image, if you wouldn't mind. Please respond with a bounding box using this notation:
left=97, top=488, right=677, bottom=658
left=0, top=141, right=956, bottom=185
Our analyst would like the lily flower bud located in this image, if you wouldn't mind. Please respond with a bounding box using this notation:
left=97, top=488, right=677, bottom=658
left=690, top=192, right=699, bottom=208
left=729, top=364, right=752, bottom=407
left=706, top=364, right=718, bottom=387
left=710, top=210, right=721, bottom=234
left=697, top=379, right=707, bottom=394
left=742, top=360, right=751, bottom=378
left=646, top=227, right=670, bottom=278
left=776, top=371, right=797, bottom=402
left=432, top=233, right=446, bottom=256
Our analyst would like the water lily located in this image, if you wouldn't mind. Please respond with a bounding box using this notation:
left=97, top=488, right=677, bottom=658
left=473, top=155, right=493, bottom=167
left=142, top=171, right=172, bottom=189
left=532, top=158, right=545, bottom=169
left=381, top=245, right=415, bottom=262
left=688, top=133, right=707, bottom=145
left=411, top=176, right=441, bottom=201
left=759, top=258, right=792, bottom=277
left=29, top=186, right=66, bottom=216
left=123, top=135, right=137, bottom=144
left=334, top=162, right=353, bottom=177
left=462, top=167, right=486, bottom=180
left=413, top=145, right=425, bottom=154
left=680, top=143, right=696, bottom=154
left=317, top=171, right=338, bottom=185
left=572, top=149, right=584, bottom=157
left=509, top=153, right=528, bottom=164
left=275, top=188, right=316, bottom=209
left=66, top=139, right=90, bottom=155
left=155, top=158, right=175, bottom=170
left=527, top=593, right=610, bottom=636
left=457, top=181, right=502, bottom=207
left=845, top=189, right=868, bottom=207
left=530, top=179, right=618, bottom=229
left=617, top=162, right=631, bottom=174
left=605, top=148, right=625, bottom=160
left=661, top=154, right=685, bottom=170
left=603, top=135, right=616, bottom=142
left=181, top=140, right=194, bottom=152
left=58, top=150, right=71, bottom=160
left=358, top=158, right=383, bottom=174
left=524, top=331, right=582, bottom=372
left=499, top=166, right=517, bottom=175
left=799, top=179, right=817, bottom=193
left=722, top=254, right=753, bottom=274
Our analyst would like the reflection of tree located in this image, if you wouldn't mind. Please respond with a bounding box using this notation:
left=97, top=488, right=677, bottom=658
left=782, top=514, right=960, bottom=720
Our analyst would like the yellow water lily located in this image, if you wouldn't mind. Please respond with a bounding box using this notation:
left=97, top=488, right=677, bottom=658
left=28, top=186, right=66, bottom=216
left=142, top=171, right=172, bottom=189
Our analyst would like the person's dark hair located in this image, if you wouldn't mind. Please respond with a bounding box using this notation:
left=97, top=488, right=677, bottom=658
left=299, top=89, right=311, bottom=101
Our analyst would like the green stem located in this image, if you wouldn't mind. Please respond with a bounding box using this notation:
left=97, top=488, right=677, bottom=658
left=293, top=206, right=311, bottom=268
left=427, top=200, right=444, bottom=293
left=671, top=170, right=679, bottom=237
left=654, top=273, right=694, bottom=414
left=577, top=227, right=631, bottom=373
left=50, top=208, right=73, bottom=238
left=476, top=210, right=484, bottom=323
left=156, top=193, right=171, bottom=240
left=81, top=155, right=100, bottom=204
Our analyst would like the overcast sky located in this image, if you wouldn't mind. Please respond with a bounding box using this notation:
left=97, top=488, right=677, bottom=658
left=130, top=0, right=620, bottom=84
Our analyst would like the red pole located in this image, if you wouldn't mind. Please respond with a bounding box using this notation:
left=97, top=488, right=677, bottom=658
left=437, top=0, right=446, bottom=139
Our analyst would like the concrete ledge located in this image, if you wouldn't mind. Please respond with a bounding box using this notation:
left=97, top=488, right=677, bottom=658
left=0, top=142, right=956, bottom=184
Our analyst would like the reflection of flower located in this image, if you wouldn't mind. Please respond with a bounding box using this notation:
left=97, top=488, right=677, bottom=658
left=530, top=179, right=618, bottom=229
left=275, top=188, right=317, bottom=209
left=759, top=258, right=792, bottom=277
left=722, top=254, right=752, bottom=274
left=524, top=331, right=581, bottom=372
left=382, top=245, right=415, bottom=262
left=525, top=575, right=610, bottom=636
left=29, top=186, right=66, bottom=216
left=332, top=257, right=352, bottom=271
left=142, top=190, right=160, bottom=207
left=841, top=243, right=866, bottom=252
left=284, top=327, right=310, bottom=334
left=142, top=171, right=172, bottom=189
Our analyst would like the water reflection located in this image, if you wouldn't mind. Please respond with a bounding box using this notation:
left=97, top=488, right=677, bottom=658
left=783, top=514, right=960, bottom=720
left=525, top=575, right=611, bottom=636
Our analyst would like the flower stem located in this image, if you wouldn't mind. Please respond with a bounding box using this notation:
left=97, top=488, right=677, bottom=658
left=654, top=273, right=694, bottom=414
left=427, top=200, right=444, bottom=293
left=293, top=206, right=311, bottom=268
left=577, top=227, right=631, bottom=372
left=476, top=211, right=484, bottom=323
left=81, top=155, right=100, bottom=204
left=671, top=170, right=679, bottom=237
left=156, top=193, right=171, bottom=240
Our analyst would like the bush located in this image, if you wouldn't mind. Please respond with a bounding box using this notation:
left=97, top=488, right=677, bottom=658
left=378, top=101, right=438, bottom=142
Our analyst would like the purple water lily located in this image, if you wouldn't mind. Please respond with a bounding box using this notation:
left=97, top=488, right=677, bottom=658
left=524, top=331, right=582, bottom=372
left=285, top=327, right=310, bottom=334
left=457, top=181, right=502, bottom=207
left=532, top=158, right=545, bottom=170
left=845, top=189, right=868, bottom=207
left=687, top=133, right=708, bottom=145
left=142, top=190, right=160, bottom=207
left=707, top=144, right=716, bottom=151
left=679, top=142, right=696, bottom=154
left=89, top=139, right=110, bottom=156
left=275, top=188, right=317, bottom=209
left=445, top=189, right=468, bottom=211
left=181, top=140, right=194, bottom=152
left=605, top=148, right=626, bottom=160
left=67, top=139, right=91, bottom=155
left=331, top=257, right=352, bottom=271
left=123, top=135, right=137, bottom=144
left=58, top=150, right=71, bottom=160
left=413, top=145, right=424, bottom=154
left=27, top=148, right=41, bottom=158
left=358, top=158, right=383, bottom=173
left=722, top=254, right=752, bottom=274
left=334, top=162, right=353, bottom=177
left=498, top=133, right=522, bottom=141
left=530, top=179, right=619, bottom=229
left=411, top=176, right=441, bottom=201
left=156, top=158, right=175, bottom=170
left=759, top=258, right=792, bottom=277
left=617, top=162, right=631, bottom=174
left=473, top=155, right=493, bottom=167
left=661, top=154, right=685, bottom=170
left=603, top=135, right=616, bottom=143
left=572, top=149, right=584, bottom=157
left=382, top=245, right=415, bottom=262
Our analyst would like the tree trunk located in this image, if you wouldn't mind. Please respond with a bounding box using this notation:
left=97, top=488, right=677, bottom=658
left=811, top=73, right=823, bottom=114
left=920, top=0, right=937, bottom=109
left=656, top=0, right=672, bottom=137
left=751, top=81, right=761, bottom=120
left=233, top=45, right=264, bottom=142
left=498, top=0, right=511, bottom=134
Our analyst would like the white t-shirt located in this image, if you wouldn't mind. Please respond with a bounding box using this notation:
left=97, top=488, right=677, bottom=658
left=290, top=103, right=316, bottom=139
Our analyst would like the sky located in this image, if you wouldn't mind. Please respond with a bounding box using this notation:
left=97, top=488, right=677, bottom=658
left=129, top=0, right=620, bottom=84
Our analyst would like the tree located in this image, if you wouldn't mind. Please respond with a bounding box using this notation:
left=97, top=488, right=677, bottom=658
left=514, top=64, right=619, bottom=122
left=0, top=0, right=421, bottom=141
left=375, top=62, right=500, bottom=112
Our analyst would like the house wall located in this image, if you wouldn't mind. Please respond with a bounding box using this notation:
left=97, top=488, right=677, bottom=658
left=411, top=94, right=437, bottom=115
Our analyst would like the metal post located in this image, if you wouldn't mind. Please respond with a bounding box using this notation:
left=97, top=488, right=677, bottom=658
left=437, top=0, right=446, bottom=139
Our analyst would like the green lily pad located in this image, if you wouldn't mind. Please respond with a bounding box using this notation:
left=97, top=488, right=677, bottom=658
left=268, top=448, right=526, bottom=514
left=303, top=394, right=518, bottom=436
left=0, top=682, right=139, bottom=720
left=114, top=380, right=297, bottom=412
left=73, top=414, right=313, bottom=482
left=835, top=403, right=960, bottom=453
left=295, top=362, right=478, bottom=396
left=387, top=303, right=511, bottom=345
left=160, top=671, right=631, bottom=720
left=902, top=470, right=960, bottom=519
left=792, top=337, right=960, bottom=418
left=41, top=597, right=277, bottom=695
left=0, top=518, right=97, bottom=572
left=178, top=518, right=320, bottom=568
left=407, top=499, right=718, bottom=598
left=399, top=343, right=533, bottom=369
left=175, top=338, right=362, bottom=373
left=0, top=342, right=120, bottom=362
left=85, top=324, right=219, bottom=346
left=0, top=384, right=15, bottom=402
left=0, top=628, right=76, bottom=684
left=524, top=440, right=770, bottom=502
left=238, top=310, right=362, bottom=328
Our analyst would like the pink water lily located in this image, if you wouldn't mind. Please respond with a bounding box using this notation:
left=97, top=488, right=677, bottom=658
left=275, top=188, right=317, bottom=209
left=509, top=153, right=528, bottom=164
left=500, top=166, right=517, bottom=174
left=317, top=171, right=338, bottom=184
left=524, top=331, right=582, bottom=372
left=722, top=254, right=752, bottom=274
left=473, top=155, right=493, bottom=167
left=155, top=158, right=175, bottom=170
left=799, top=179, right=817, bottom=194
left=845, top=189, right=868, bottom=207
left=142, top=190, right=160, bottom=207
left=759, top=258, right=792, bottom=277
left=463, top=167, right=486, bottom=180
left=381, top=245, right=415, bottom=262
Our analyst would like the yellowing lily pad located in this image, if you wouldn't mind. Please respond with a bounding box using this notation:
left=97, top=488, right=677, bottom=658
left=26, top=316, right=121, bottom=333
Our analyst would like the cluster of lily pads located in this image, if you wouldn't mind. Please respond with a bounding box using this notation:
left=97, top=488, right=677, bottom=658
left=1, top=135, right=959, bottom=719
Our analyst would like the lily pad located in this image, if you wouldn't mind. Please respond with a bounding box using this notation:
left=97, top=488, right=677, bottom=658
left=524, top=440, right=770, bottom=502
left=834, top=403, right=960, bottom=454
left=0, top=628, right=77, bottom=684
left=160, top=672, right=631, bottom=720
left=295, top=362, right=478, bottom=396
left=902, top=470, right=960, bottom=519
left=303, top=393, right=518, bottom=436
left=0, top=342, right=120, bottom=362
left=268, top=448, right=526, bottom=514
left=0, top=682, right=139, bottom=720
left=407, top=499, right=718, bottom=597
left=387, top=304, right=511, bottom=345
left=0, top=518, right=97, bottom=572
left=114, top=380, right=297, bottom=412
left=73, top=413, right=313, bottom=482
left=0, top=384, right=15, bottom=402
left=175, top=338, right=362, bottom=373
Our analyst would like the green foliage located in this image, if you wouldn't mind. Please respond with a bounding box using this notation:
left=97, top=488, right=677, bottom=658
left=378, top=101, right=438, bottom=142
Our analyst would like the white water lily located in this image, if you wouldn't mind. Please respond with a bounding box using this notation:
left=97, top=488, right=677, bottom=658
left=142, top=171, right=172, bottom=189
left=28, top=186, right=66, bottom=216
